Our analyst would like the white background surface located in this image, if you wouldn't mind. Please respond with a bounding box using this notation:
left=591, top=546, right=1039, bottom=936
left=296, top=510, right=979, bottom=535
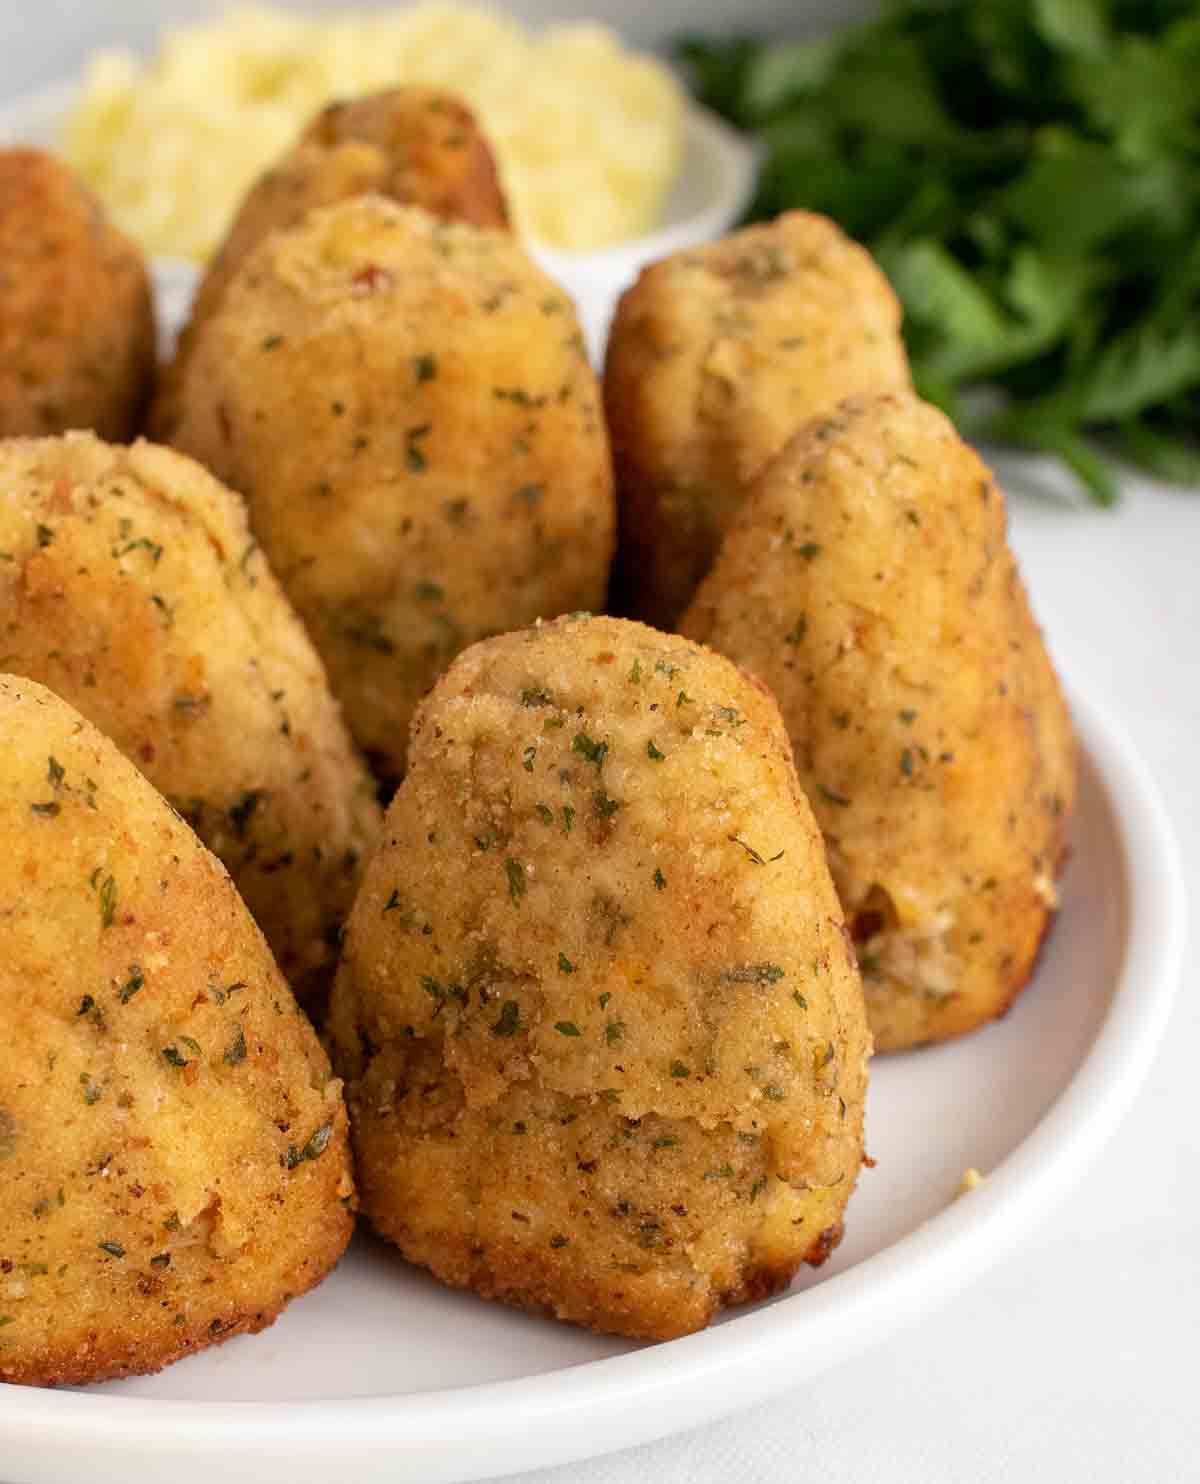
left=3, top=1, right=1198, bottom=1479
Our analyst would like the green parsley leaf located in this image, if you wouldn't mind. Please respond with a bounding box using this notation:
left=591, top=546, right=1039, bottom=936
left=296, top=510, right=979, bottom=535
left=677, top=3, right=1200, bottom=501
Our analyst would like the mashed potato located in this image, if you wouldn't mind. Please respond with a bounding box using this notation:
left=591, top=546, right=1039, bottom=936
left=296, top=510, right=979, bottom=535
left=62, top=4, right=685, bottom=258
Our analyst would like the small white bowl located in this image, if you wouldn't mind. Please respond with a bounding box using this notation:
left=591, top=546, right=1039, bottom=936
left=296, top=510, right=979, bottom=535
left=0, top=78, right=757, bottom=358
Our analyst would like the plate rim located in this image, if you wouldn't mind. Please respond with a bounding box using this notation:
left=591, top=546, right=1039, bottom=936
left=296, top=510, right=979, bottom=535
left=0, top=684, right=1186, bottom=1478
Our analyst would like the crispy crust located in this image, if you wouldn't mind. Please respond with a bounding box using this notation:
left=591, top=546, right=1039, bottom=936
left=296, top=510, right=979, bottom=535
left=0, top=433, right=381, bottom=1012
left=163, top=198, right=615, bottom=781
left=330, top=615, right=871, bottom=1340
left=0, top=149, right=155, bottom=441
left=0, top=677, right=355, bottom=1387
left=679, top=393, right=1076, bottom=1051
left=152, top=87, right=509, bottom=442
left=604, top=211, right=910, bottom=628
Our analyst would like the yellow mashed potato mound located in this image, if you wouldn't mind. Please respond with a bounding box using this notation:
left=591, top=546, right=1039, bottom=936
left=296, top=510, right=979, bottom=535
left=62, top=3, right=685, bottom=258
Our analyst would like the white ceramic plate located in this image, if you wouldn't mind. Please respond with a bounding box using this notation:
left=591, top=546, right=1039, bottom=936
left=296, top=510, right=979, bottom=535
left=0, top=686, right=1184, bottom=1484
left=0, top=65, right=1186, bottom=1484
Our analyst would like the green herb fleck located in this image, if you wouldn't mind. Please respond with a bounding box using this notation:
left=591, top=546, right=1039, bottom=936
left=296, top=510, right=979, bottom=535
left=492, top=999, right=521, bottom=1037
left=899, top=709, right=918, bottom=725
left=98, top=1241, right=125, bottom=1258
left=592, top=789, right=621, bottom=819
left=676, top=690, right=693, bottom=708
left=817, top=784, right=852, bottom=808
left=704, top=1163, right=734, bottom=1180
left=792, top=990, right=808, bottom=1010
left=764, top=1084, right=786, bottom=1102
left=900, top=748, right=916, bottom=776
left=80, top=1074, right=103, bottom=1105
left=35, top=523, right=54, bottom=548
left=223, top=1025, right=247, bottom=1065
left=162, top=1045, right=188, bottom=1068
left=628, top=658, right=643, bottom=683
left=722, top=963, right=785, bottom=985
left=572, top=732, right=608, bottom=769
left=562, top=804, right=575, bottom=835
left=798, top=542, right=821, bottom=560
left=117, top=965, right=144, bottom=1003
left=504, top=857, right=527, bottom=905
left=521, top=687, right=552, bottom=707
left=554, top=1021, right=582, bottom=1037
left=405, top=423, right=432, bottom=471
left=646, top=739, right=665, bottom=761
left=523, top=745, right=537, bottom=773
left=653, top=868, right=667, bottom=891
left=30, top=801, right=60, bottom=817
left=412, top=352, right=437, bottom=383
left=785, top=616, right=807, bottom=645
left=284, top=1121, right=334, bottom=1168
left=535, top=803, right=554, bottom=825
left=558, top=952, right=576, bottom=974
left=97, top=874, right=117, bottom=929
left=598, top=991, right=611, bottom=1009
left=549, top=1233, right=569, bottom=1248
left=750, top=1175, right=768, bottom=1201
left=669, top=1060, right=691, bottom=1079
left=605, top=1019, right=625, bottom=1044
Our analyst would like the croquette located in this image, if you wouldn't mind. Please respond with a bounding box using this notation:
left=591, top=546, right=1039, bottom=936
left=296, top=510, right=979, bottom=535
left=604, top=211, right=911, bottom=628
left=152, top=86, right=511, bottom=436
left=191, top=87, right=510, bottom=332
left=164, top=197, right=615, bottom=781
left=0, top=149, right=155, bottom=440
left=0, top=433, right=381, bottom=1012
left=0, top=676, right=354, bottom=1386
left=679, top=393, right=1075, bottom=1051
left=329, top=614, right=871, bottom=1341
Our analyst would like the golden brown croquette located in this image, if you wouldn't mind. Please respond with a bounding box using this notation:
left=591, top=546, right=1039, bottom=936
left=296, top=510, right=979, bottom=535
left=0, top=676, right=354, bottom=1386
left=164, top=198, right=615, bottom=782
left=0, top=149, right=155, bottom=441
left=0, top=433, right=380, bottom=1012
left=679, top=392, right=1075, bottom=1051
left=604, top=211, right=911, bottom=628
left=329, top=615, right=871, bottom=1340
